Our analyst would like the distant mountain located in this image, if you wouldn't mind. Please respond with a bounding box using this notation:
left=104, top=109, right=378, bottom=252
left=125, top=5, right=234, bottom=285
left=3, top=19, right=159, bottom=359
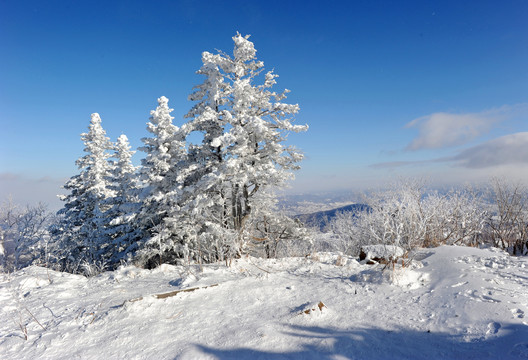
left=294, top=203, right=369, bottom=230
left=278, top=191, right=364, bottom=216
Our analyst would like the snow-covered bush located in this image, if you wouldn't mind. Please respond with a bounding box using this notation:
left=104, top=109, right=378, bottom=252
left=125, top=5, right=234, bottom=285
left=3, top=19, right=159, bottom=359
left=328, top=180, right=428, bottom=254
left=484, top=178, right=528, bottom=255
left=247, top=192, right=313, bottom=258
left=422, top=188, right=487, bottom=247
left=0, top=199, right=56, bottom=271
left=327, top=181, right=488, bottom=256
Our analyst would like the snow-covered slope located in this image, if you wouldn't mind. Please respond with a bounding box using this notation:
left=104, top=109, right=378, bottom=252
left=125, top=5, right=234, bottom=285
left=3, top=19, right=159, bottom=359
left=1, top=246, right=527, bottom=359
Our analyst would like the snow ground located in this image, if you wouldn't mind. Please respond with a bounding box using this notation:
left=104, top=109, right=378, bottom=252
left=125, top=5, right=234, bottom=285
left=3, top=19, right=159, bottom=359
left=1, top=246, right=527, bottom=359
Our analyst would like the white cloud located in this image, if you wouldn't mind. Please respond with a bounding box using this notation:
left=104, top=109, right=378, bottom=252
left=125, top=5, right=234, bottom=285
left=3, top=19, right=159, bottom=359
left=372, top=132, right=528, bottom=170
left=450, top=132, right=528, bottom=169
left=405, top=104, right=527, bottom=151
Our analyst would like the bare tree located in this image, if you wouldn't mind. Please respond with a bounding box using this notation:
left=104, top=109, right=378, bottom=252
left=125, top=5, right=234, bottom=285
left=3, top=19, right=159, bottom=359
left=0, top=199, right=54, bottom=271
left=485, top=178, right=528, bottom=255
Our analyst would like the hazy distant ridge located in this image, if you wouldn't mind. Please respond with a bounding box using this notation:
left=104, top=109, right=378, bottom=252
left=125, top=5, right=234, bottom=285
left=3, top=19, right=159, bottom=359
left=295, top=203, right=369, bottom=230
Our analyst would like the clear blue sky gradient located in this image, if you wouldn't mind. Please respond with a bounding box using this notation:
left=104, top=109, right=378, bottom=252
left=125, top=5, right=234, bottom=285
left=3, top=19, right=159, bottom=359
left=1, top=0, right=527, bottom=208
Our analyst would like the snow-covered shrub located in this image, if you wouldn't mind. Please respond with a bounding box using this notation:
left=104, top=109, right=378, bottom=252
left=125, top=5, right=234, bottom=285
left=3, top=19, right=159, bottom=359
left=238, top=189, right=312, bottom=258
left=325, top=210, right=370, bottom=255
left=248, top=211, right=312, bottom=258
left=0, top=199, right=56, bottom=271
left=484, top=178, right=528, bottom=255
left=422, top=188, right=487, bottom=247
left=332, top=180, right=428, bottom=254
left=327, top=181, right=488, bottom=256
left=80, top=259, right=108, bottom=277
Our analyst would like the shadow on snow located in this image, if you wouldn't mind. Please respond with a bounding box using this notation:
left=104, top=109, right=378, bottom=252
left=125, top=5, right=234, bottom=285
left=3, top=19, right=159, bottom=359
left=192, top=323, right=528, bottom=360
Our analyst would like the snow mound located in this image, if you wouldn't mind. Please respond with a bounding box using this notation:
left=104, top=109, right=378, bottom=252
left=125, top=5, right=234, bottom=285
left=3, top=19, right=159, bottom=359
left=309, top=252, right=360, bottom=267
left=391, top=267, right=429, bottom=290
left=360, top=244, right=405, bottom=262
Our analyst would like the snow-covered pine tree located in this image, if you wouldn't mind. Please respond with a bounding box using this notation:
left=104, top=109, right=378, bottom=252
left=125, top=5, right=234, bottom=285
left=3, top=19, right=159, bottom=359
left=176, top=33, right=308, bottom=261
left=135, top=96, right=187, bottom=267
left=57, top=113, right=114, bottom=271
left=100, top=134, right=140, bottom=267
left=169, top=44, right=234, bottom=263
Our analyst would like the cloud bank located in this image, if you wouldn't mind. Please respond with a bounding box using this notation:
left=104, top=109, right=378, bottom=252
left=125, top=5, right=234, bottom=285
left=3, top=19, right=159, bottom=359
left=405, top=104, right=527, bottom=151
left=0, top=173, right=65, bottom=210
left=372, top=132, right=528, bottom=171
left=370, top=160, right=426, bottom=169
left=450, top=132, right=528, bottom=169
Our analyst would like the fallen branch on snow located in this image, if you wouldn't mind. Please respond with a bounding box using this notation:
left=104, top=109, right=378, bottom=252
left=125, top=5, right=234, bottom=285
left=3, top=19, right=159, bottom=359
left=123, top=284, right=219, bottom=305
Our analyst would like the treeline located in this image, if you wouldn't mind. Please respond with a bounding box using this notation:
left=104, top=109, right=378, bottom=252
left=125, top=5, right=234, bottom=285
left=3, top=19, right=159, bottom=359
left=324, top=178, right=528, bottom=257
left=2, top=178, right=527, bottom=274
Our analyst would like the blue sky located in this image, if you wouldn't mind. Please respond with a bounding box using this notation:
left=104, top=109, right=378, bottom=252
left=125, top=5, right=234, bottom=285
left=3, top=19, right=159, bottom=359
left=1, top=0, right=527, bottom=209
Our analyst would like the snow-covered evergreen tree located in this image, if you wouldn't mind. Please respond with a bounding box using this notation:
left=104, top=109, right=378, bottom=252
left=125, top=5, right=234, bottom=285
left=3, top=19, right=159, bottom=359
left=53, top=34, right=308, bottom=270
left=168, top=46, right=234, bottom=263
left=100, top=134, right=140, bottom=267
left=135, top=96, right=187, bottom=267
left=174, top=33, right=308, bottom=262
left=57, top=113, right=114, bottom=270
